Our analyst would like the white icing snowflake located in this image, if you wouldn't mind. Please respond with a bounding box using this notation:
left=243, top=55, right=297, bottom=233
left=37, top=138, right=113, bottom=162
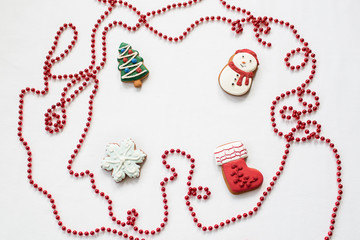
left=101, top=139, right=146, bottom=182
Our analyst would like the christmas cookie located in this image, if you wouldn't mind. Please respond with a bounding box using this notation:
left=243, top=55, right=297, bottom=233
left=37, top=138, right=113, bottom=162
left=214, top=141, right=263, bottom=194
left=117, top=43, right=149, bottom=88
left=101, top=138, right=146, bottom=182
left=218, top=49, right=259, bottom=96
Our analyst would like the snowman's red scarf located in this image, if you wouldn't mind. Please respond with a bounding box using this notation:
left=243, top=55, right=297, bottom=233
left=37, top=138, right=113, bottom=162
left=228, top=61, right=254, bottom=86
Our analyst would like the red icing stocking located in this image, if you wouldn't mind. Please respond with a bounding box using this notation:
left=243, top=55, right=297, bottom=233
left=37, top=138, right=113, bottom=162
left=222, top=158, right=263, bottom=194
left=214, top=141, right=263, bottom=194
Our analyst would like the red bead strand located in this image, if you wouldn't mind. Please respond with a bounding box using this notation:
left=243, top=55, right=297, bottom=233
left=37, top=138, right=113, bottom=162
left=16, top=0, right=343, bottom=239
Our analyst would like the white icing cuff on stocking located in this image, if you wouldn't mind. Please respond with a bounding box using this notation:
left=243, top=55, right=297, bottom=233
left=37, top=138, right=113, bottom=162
left=214, top=141, right=248, bottom=165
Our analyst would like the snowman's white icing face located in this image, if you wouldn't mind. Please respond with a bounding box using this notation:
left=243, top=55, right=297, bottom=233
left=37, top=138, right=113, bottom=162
left=232, top=52, right=258, bottom=72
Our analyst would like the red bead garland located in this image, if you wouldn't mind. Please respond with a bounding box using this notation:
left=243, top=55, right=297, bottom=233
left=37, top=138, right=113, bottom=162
left=17, top=0, right=342, bottom=240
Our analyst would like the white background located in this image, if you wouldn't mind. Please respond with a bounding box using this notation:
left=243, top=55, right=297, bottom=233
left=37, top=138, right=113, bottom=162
left=1, top=0, right=360, bottom=239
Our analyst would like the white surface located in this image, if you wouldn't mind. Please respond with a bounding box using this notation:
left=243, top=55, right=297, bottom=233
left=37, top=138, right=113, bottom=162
left=1, top=0, right=360, bottom=239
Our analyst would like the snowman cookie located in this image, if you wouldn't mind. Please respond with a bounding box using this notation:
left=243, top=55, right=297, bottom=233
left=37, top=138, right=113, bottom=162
left=218, top=49, right=259, bottom=96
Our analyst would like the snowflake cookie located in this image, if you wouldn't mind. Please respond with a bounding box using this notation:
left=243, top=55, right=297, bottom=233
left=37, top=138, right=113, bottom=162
left=101, top=139, right=146, bottom=182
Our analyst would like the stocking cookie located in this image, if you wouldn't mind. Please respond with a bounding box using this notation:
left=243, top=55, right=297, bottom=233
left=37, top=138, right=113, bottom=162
left=218, top=49, right=259, bottom=96
left=118, top=42, right=149, bottom=88
left=214, top=141, right=263, bottom=194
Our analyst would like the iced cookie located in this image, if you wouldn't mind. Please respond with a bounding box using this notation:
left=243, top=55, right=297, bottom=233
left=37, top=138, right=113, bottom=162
left=218, top=49, right=259, bottom=96
left=101, top=138, right=146, bottom=182
left=214, top=141, right=263, bottom=194
left=118, top=43, right=149, bottom=88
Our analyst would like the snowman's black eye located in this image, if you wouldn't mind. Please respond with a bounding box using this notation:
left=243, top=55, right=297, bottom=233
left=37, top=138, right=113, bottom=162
left=242, top=55, right=244, bottom=58
left=249, top=60, right=252, bottom=63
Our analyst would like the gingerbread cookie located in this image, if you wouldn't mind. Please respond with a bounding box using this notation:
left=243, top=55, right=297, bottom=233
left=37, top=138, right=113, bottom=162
left=101, top=138, right=146, bottom=182
left=218, top=49, right=259, bottom=96
left=117, top=42, right=149, bottom=88
left=214, top=141, right=263, bottom=194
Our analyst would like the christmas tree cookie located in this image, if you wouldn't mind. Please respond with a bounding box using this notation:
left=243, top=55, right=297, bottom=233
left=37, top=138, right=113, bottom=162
left=117, top=42, right=149, bottom=88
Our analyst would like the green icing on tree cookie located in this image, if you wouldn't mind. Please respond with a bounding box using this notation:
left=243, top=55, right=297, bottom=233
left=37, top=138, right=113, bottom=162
left=117, top=42, right=149, bottom=87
